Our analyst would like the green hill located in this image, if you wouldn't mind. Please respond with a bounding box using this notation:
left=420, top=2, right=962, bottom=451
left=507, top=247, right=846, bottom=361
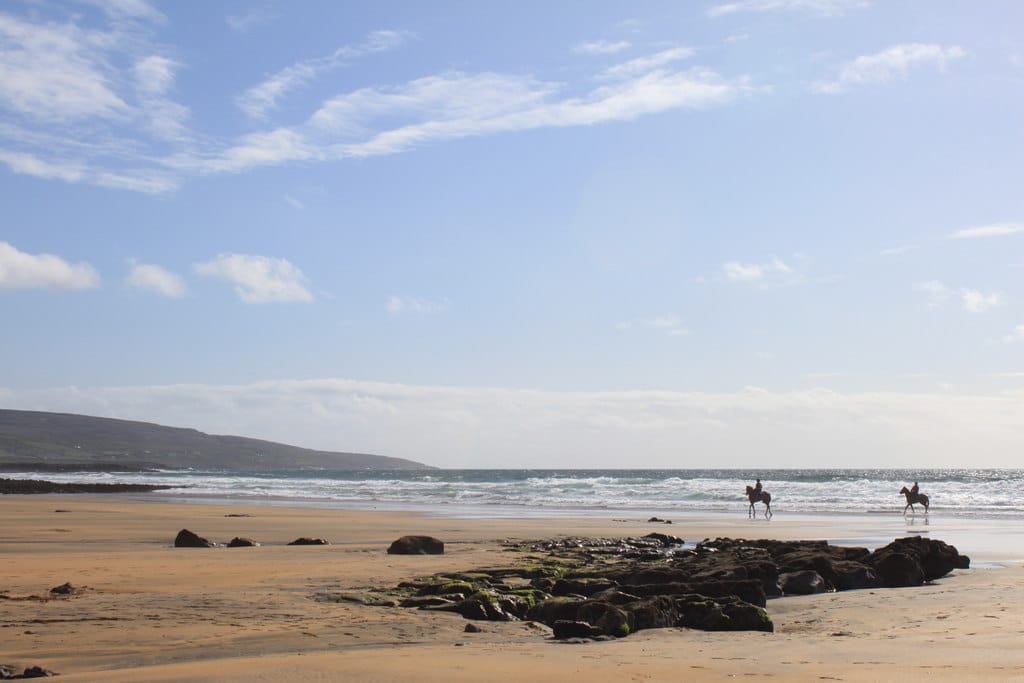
left=0, top=409, right=433, bottom=471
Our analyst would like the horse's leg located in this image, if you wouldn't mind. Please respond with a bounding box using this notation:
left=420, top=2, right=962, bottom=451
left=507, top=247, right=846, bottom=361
left=748, top=501, right=754, bottom=518
left=765, top=502, right=772, bottom=519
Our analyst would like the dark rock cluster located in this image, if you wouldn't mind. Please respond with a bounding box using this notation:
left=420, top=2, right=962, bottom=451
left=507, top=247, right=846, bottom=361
left=0, top=478, right=171, bottom=495
left=173, top=529, right=325, bottom=548
left=388, top=535, right=444, bottom=555
left=0, top=664, right=58, bottom=679
left=378, top=534, right=969, bottom=641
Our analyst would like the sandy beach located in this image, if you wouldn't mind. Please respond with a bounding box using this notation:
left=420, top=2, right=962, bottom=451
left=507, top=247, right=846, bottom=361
left=2, top=495, right=1023, bottom=682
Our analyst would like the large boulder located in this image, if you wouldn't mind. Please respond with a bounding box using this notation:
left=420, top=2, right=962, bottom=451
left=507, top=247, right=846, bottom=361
left=227, top=537, right=259, bottom=548
left=174, top=529, right=215, bottom=548
left=288, top=537, right=329, bottom=546
left=387, top=535, right=444, bottom=555
left=868, top=537, right=969, bottom=586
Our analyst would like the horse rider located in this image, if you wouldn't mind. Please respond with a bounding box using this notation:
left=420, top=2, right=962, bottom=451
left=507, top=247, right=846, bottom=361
left=910, top=481, right=920, bottom=498
left=753, top=479, right=763, bottom=496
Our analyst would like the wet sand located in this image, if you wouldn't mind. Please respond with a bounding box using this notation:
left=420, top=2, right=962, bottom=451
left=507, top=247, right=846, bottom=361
left=1, top=496, right=1022, bottom=682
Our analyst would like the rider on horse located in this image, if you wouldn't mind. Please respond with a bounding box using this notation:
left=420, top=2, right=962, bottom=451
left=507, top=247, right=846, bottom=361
left=753, top=479, right=762, bottom=496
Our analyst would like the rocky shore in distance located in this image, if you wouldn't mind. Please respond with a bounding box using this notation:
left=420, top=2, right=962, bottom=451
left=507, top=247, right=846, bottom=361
left=0, top=478, right=174, bottom=494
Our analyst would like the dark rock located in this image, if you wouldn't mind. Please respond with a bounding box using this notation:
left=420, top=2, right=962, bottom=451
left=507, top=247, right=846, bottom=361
left=779, top=570, right=827, bottom=595
left=552, top=620, right=605, bottom=639
left=551, top=577, right=617, bottom=597
left=871, top=552, right=924, bottom=587
left=288, top=537, right=329, bottom=546
left=464, top=623, right=482, bottom=633
left=227, top=537, right=259, bottom=547
left=387, top=535, right=444, bottom=555
left=673, top=594, right=773, bottom=632
left=49, top=582, right=74, bottom=595
left=868, top=537, right=969, bottom=586
left=174, top=529, right=215, bottom=548
left=644, top=532, right=684, bottom=546
left=19, top=667, right=58, bottom=678
left=458, top=591, right=511, bottom=621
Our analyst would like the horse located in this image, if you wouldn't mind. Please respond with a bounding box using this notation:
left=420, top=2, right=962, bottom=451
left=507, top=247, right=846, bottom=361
left=899, top=486, right=929, bottom=515
left=746, top=485, right=772, bottom=519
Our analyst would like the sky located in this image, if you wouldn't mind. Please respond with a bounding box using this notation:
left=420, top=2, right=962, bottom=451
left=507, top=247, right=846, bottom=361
left=1, top=0, right=1023, bottom=469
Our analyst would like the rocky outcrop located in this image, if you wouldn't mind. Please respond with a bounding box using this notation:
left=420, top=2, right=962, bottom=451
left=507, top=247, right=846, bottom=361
left=374, top=534, right=968, bottom=642
left=387, top=535, right=444, bottom=555
left=174, top=529, right=215, bottom=548
left=227, top=537, right=259, bottom=547
left=288, top=537, right=329, bottom=546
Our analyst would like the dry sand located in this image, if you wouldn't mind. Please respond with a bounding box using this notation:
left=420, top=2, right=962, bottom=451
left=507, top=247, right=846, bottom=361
left=1, top=495, right=1023, bottom=682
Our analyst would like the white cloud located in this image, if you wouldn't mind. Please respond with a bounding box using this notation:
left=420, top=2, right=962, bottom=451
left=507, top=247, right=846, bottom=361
left=812, top=43, right=967, bottom=94
left=708, top=0, right=868, bottom=17
left=0, top=241, right=99, bottom=290
left=4, top=378, right=1024, bottom=468
left=284, top=194, right=305, bottom=210
left=617, top=314, right=689, bottom=336
left=226, top=7, right=275, bottom=33
left=949, top=222, right=1024, bottom=239
left=324, top=67, right=750, bottom=160
left=386, top=296, right=449, bottom=314
left=600, top=47, right=696, bottom=80
left=573, top=40, right=631, bottom=56
left=126, top=260, right=185, bottom=298
left=723, top=257, right=793, bottom=282
left=880, top=245, right=916, bottom=256
left=0, top=149, right=85, bottom=182
left=237, top=30, right=409, bottom=120
left=0, top=7, right=753, bottom=190
left=0, top=12, right=130, bottom=123
left=81, top=0, right=164, bottom=23
left=960, top=288, right=1002, bottom=314
left=134, top=55, right=190, bottom=141
left=194, top=254, right=313, bottom=303
left=914, top=280, right=949, bottom=309
left=1005, top=325, right=1024, bottom=344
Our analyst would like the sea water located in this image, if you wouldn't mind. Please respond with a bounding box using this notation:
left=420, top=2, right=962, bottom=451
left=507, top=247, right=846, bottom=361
left=8, top=468, right=1024, bottom=520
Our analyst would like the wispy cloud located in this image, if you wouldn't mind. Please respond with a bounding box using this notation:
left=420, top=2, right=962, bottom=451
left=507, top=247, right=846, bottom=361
left=915, top=281, right=1003, bottom=313
left=723, top=257, right=793, bottom=283
left=812, top=43, right=967, bottom=94
left=194, top=254, right=313, bottom=303
left=283, top=194, right=305, bottom=209
left=1004, top=324, right=1024, bottom=344
left=126, top=259, right=186, bottom=298
left=914, top=280, right=949, bottom=309
left=708, top=0, right=869, bottom=17
left=386, top=296, right=449, bottom=314
left=949, top=222, right=1024, bottom=239
left=0, top=12, right=131, bottom=123
left=0, top=8, right=754, bottom=192
left=599, top=47, right=695, bottom=80
left=617, top=314, right=689, bottom=336
left=573, top=40, right=631, bottom=56
left=880, top=245, right=916, bottom=257
left=133, top=55, right=190, bottom=141
left=226, top=7, right=275, bottom=33
left=961, top=288, right=1002, bottom=314
left=962, top=286, right=1003, bottom=313
left=0, top=241, right=99, bottom=290
left=237, top=30, right=409, bottom=120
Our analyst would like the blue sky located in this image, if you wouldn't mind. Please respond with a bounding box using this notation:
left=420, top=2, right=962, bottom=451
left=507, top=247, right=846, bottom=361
left=1, top=0, right=1022, bottom=468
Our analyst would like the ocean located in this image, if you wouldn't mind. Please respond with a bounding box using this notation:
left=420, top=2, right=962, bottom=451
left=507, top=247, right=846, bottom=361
left=9, top=468, right=1024, bottom=520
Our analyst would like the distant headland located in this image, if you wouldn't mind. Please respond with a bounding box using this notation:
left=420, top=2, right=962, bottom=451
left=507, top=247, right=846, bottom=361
left=0, top=409, right=433, bottom=471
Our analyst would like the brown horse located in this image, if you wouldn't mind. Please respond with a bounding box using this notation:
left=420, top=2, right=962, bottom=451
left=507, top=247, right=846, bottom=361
left=746, top=486, right=772, bottom=519
left=899, top=486, right=929, bottom=515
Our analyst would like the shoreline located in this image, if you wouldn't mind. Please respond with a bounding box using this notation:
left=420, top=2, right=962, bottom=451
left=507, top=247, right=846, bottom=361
left=2, top=495, right=1024, bottom=681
